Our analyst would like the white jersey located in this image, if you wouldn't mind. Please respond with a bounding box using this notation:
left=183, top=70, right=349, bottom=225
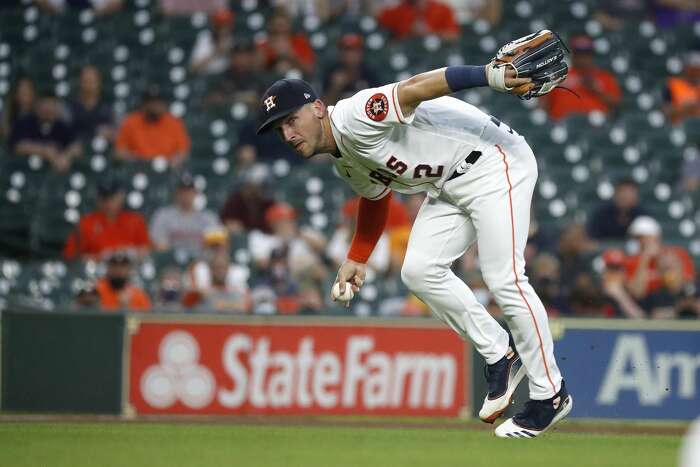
left=328, top=82, right=515, bottom=199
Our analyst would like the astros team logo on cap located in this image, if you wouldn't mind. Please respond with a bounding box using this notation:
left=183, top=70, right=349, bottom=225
left=264, top=95, right=277, bottom=112
left=365, top=93, right=389, bottom=122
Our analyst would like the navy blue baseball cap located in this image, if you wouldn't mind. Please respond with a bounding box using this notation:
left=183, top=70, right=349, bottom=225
left=256, top=79, right=318, bottom=134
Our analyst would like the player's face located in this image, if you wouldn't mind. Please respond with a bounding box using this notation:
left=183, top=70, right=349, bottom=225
left=273, top=105, right=322, bottom=159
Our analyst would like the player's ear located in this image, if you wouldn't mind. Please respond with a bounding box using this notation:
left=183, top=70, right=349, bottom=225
left=311, top=99, right=325, bottom=119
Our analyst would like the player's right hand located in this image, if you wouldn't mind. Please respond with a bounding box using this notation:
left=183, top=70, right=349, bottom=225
left=334, top=259, right=366, bottom=299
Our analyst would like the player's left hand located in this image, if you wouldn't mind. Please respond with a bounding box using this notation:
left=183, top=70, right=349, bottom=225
left=502, top=65, right=532, bottom=90
left=333, top=259, right=366, bottom=305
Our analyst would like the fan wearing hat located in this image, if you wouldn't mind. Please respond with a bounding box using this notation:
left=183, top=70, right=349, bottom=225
left=95, top=251, right=151, bottom=312
left=625, top=216, right=695, bottom=305
left=540, top=34, right=621, bottom=121
left=114, top=85, right=190, bottom=166
left=183, top=227, right=251, bottom=312
left=322, top=33, right=380, bottom=104
left=149, top=172, right=222, bottom=257
left=204, top=39, right=263, bottom=110
left=190, top=8, right=236, bottom=76
left=248, top=203, right=327, bottom=282
left=63, top=177, right=151, bottom=260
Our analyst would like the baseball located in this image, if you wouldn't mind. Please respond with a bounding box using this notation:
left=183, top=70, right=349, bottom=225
left=331, top=281, right=354, bottom=302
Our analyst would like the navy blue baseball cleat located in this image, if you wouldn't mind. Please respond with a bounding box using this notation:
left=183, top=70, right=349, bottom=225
left=495, top=380, right=573, bottom=438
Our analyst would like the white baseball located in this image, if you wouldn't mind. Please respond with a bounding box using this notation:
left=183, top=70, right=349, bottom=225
left=332, top=281, right=354, bottom=302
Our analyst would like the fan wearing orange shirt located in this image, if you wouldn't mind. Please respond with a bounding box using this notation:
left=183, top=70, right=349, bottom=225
left=96, top=251, right=151, bottom=312
left=540, top=35, right=621, bottom=121
left=63, top=178, right=151, bottom=260
left=377, top=0, right=460, bottom=42
left=624, top=216, right=695, bottom=304
left=256, top=10, right=315, bottom=77
left=114, top=85, right=190, bottom=167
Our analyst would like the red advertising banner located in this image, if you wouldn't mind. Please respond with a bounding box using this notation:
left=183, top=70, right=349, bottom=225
left=128, top=321, right=468, bottom=416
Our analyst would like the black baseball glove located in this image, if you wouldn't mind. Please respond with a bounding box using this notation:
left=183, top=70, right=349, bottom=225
left=487, top=30, right=570, bottom=100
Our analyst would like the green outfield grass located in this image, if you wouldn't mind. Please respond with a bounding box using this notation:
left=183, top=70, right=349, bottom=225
left=0, top=422, right=681, bottom=467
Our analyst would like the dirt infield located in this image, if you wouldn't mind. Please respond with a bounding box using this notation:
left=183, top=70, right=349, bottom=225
left=0, top=413, right=687, bottom=437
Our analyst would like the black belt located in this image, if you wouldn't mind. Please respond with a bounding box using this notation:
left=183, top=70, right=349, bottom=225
left=446, top=150, right=482, bottom=181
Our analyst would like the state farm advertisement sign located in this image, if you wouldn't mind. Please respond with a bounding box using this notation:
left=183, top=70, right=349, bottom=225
left=128, top=322, right=467, bottom=416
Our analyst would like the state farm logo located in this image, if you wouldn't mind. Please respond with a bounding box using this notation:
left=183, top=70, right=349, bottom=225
left=218, top=334, right=457, bottom=410
left=140, top=331, right=216, bottom=409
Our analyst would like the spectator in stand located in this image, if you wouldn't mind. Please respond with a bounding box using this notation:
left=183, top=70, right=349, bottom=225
left=663, top=49, right=700, bottom=125
left=96, top=251, right=151, bottom=312
left=250, top=245, right=302, bottom=314
left=256, top=9, right=315, bottom=77
left=114, top=86, right=190, bottom=167
left=377, top=0, right=460, bottom=42
left=195, top=254, right=251, bottom=313
left=154, top=266, right=184, bottom=311
left=594, top=0, right=651, bottom=30
left=8, top=91, right=82, bottom=173
left=442, top=0, right=502, bottom=25
left=322, top=33, right=380, bottom=104
left=35, top=0, right=123, bottom=16
left=588, top=178, right=648, bottom=240
left=63, top=178, right=150, bottom=260
left=1, top=76, right=35, bottom=141
left=149, top=172, right=221, bottom=257
left=65, top=65, right=115, bottom=141
left=600, top=249, right=646, bottom=318
left=204, top=40, right=264, bottom=111
left=189, top=8, right=236, bottom=76
left=183, top=227, right=250, bottom=313
left=540, top=35, right=622, bottom=121
left=249, top=203, right=327, bottom=285
left=219, top=164, right=276, bottom=234
left=248, top=203, right=327, bottom=315
left=624, top=216, right=696, bottom=316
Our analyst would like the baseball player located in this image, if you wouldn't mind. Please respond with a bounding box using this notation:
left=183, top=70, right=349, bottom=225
left=257, top=31, right=572, bottom=438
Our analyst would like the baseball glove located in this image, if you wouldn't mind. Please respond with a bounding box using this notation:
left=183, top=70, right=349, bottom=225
left=487, top=30, right=570, bottom=100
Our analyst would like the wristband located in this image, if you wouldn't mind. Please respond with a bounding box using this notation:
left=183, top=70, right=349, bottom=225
left=445, top=65, right=488, bottom=92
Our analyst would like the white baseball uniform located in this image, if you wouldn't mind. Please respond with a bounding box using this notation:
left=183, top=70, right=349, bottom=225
left=328, top=82, right=563, bottom=400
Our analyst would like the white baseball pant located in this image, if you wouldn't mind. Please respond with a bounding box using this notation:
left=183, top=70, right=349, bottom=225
left=401, top=134, right=563, bottom=400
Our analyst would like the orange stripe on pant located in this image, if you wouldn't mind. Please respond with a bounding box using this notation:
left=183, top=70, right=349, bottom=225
left=496, top=144, right=558, bottom=397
